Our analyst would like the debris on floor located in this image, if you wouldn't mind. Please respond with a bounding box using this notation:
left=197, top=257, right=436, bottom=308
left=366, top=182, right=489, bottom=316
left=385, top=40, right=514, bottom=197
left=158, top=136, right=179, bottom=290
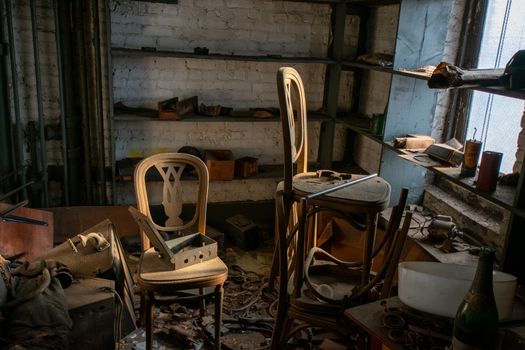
left=119, top=241, right=361, bottom=349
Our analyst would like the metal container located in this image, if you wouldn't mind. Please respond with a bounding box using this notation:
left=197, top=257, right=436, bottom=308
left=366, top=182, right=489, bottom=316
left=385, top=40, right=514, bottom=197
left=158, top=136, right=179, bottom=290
left=476, top=151, right=503, bottom=192
left=398, top=261, right=517, bottom=320
left=461, top=139, right=482, bottom=177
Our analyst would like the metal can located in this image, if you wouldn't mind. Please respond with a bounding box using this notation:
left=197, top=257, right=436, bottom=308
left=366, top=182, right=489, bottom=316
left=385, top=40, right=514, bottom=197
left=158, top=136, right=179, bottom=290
left=476, top=151, right=503, bottom=192
left=461, top=139, right=482, bottom=177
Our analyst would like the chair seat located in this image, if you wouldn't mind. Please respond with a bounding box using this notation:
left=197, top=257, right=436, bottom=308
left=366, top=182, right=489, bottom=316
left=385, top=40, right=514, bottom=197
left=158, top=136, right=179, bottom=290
left=137, top=248, right=228, bottom=292
left=293, top=172, right=390, bottom=211
left=277, top=173, right=390, bottom=213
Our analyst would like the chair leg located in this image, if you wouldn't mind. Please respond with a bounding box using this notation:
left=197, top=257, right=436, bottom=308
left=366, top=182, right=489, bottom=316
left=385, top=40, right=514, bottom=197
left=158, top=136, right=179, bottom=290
left=138, top=292, right=146, bottom=327
left=271, top=309, right=293, bottom=350
left=362, top=213, right=377, bottom=286
left=199, top=287, right=206, bottom=317
left=268, top=205, right=281, bottom=291
left=145, top=291, right=154, bottom=350
left=214, top=284, right=224, bottom=350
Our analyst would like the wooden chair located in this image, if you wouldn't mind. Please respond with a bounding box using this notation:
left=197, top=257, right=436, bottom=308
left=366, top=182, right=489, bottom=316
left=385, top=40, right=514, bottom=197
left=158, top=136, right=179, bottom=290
left=270, top=67, right=410, bottom=349
left=133, top=153, right=228, bottom=350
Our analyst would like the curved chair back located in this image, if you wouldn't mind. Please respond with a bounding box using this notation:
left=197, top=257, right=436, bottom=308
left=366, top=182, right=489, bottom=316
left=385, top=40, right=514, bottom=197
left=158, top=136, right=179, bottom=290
left=133, top=152, right=209, bottom=250
left=277, top=67, right=308, bottom=196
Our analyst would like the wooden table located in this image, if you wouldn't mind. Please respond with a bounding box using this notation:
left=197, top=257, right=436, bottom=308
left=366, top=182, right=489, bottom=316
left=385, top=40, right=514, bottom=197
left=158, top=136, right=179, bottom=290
left=345, top=297, right=412, bottom=350
left=345, top=296, right=525, bottom=350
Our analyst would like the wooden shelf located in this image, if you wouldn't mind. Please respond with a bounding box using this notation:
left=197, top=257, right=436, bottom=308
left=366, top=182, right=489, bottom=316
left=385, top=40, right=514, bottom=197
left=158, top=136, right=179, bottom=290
left=278, top=0, right=399, bottom=5
left=429, top=167, right=524, bottom=216
left=116, top=162, right=284, bottom=183
left=342, top=60, right=525, bottom=100
left=344, top=123, right=524, bottom=215
left=111, top=47, right=336, bottom=65
left=468, top=85, right=525, bottom=100
left=114, top=111, right=331, bottom=122
left=336, top=117, right=383, bottom=144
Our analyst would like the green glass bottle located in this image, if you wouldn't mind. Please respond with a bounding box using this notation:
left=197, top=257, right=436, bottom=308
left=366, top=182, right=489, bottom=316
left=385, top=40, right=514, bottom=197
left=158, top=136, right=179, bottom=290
left=452, top=247, right=499, bottom=349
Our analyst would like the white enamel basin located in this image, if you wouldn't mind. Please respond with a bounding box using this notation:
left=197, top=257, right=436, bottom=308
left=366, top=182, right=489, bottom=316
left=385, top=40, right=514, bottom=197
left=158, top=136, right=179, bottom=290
left=398, top=261, right=517, bottom=320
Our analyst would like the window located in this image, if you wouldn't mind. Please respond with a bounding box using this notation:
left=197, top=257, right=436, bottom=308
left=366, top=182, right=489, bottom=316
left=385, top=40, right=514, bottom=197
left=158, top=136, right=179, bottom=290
left=466, top=0, right=525, bottom=174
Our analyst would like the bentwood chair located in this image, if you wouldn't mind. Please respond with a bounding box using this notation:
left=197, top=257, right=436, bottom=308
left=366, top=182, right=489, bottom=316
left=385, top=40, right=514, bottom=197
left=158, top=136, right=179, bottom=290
left=270, top=67, right=410, bottom=349
left=132, top=153, right=228, bottom=350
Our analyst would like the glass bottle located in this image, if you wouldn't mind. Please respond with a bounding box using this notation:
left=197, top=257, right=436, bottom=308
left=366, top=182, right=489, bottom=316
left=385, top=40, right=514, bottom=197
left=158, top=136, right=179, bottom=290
left=452, top=246, right=499, bottom=349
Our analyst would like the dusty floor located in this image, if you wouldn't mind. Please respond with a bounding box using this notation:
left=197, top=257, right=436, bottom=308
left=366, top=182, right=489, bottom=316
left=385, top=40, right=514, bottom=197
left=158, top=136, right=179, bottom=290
left=119, top=241, right=278, bottom=350
left=118, top=240, right=353, bottom=350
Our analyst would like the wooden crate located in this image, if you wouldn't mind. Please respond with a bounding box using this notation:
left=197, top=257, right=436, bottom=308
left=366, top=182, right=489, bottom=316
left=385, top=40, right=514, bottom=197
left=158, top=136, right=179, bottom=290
left=234, top=157, right=258, bottom=178
left=204, top=150, right=235, bottom=181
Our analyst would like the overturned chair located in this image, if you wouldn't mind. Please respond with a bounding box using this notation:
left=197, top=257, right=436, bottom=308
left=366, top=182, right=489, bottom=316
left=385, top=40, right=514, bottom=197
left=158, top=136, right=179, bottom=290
left=270, top=67, right=411, bottom=349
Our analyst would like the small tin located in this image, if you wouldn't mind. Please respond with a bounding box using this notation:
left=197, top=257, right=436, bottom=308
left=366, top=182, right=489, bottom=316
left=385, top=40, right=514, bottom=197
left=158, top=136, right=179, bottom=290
left=461, top=139, right=482, bottom=177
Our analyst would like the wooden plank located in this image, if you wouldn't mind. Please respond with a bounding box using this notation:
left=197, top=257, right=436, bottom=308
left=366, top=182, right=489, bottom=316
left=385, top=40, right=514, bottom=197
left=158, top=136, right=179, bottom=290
left=0, top=204, right=53, bottom=261
left=48, top=206, right=140, bottom=243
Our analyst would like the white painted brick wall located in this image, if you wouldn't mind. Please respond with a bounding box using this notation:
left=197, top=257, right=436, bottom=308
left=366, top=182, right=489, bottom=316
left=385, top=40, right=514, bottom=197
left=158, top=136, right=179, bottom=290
left=111, top=0, right=350, bottom=203
left=115, top=120, right=346, bottom=165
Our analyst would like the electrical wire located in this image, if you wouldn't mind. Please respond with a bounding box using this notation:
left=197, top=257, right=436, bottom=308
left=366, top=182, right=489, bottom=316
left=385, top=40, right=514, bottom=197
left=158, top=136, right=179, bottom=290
left=99, top=287, right=123, bottom=347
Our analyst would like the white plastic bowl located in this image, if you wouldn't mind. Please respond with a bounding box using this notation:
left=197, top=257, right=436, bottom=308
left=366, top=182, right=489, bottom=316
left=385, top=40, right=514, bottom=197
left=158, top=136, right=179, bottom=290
left=398, top=261, right=517, bottom=320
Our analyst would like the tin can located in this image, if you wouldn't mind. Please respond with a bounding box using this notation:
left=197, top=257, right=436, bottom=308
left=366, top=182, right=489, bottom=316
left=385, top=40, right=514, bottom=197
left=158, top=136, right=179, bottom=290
left=461, top=140, right=482, bottom=177
left=476, top=151, right=503, bottom=192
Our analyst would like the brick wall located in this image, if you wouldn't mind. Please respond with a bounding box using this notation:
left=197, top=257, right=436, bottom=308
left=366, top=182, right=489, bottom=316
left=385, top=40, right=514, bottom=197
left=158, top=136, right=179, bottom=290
left=110, top=0, right=333, bottom=110
left=109, top=0, right=355, bottom=203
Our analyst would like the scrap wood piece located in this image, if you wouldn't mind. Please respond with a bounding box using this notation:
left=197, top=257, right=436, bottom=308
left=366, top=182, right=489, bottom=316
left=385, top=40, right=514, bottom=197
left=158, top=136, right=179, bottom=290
left=249, top=107, right=279, bottom=118
left=159, top=96, right=198, bottom=120
left=393, top=134, right=435, bottom=151
left=428, top=62, right=505, bottom=88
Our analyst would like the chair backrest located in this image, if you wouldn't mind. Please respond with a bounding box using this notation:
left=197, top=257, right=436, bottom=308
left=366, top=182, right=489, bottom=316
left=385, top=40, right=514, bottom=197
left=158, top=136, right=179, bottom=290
left=133, top=152, right=209, bottom=250
left=277, top=67, right=308, bottom=196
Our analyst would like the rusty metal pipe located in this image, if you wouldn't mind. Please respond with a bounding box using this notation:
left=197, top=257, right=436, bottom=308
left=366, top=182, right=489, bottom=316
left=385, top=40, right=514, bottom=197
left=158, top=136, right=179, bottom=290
left=0, top=181, right=36, bottom=202
left=93, top=0, right=107, bottom=204
left=53, top=0, right=70, bottom=205
left=30, top=0, right=49, bottom=207
left=70, top=0, right=93, bottom=204
left=105, top=0, right=116, bottom=204
left=5, top=0, right=26, bottom=201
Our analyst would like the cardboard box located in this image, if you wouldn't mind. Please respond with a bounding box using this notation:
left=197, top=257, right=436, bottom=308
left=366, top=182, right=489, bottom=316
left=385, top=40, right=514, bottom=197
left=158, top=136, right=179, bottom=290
left=205, top=150, right=235, bottom=181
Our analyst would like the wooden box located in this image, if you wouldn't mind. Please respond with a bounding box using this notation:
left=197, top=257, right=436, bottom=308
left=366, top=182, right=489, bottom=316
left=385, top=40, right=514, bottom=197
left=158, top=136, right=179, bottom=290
left=204, top=150, right=235, bottom=181
left=234, top=157, right=258, bottom=178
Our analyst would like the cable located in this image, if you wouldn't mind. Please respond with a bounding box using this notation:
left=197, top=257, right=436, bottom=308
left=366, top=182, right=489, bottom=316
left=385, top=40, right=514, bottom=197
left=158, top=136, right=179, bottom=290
left=99, top=287, right=123, bottom=346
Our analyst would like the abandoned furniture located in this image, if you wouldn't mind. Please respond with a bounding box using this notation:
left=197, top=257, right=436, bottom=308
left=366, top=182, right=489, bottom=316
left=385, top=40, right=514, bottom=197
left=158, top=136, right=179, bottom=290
left=38, top=219, right=137, bottom=346
left=269, top=67, right=410, bottom=349
left=133, top=153, right=228, bottom=350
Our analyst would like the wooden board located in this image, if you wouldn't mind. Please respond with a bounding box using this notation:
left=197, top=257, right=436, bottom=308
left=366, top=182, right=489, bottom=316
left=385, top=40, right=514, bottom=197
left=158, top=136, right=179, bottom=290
left=48, top=206, right=139, bottom=243
left=0, top=204, right=53, bottom=261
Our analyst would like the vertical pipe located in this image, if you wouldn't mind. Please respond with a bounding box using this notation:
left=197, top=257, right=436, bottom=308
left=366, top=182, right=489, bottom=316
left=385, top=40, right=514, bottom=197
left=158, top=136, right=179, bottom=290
left=93, top=0, right=107, bottom=204
left=53, top=0, right=70, bottom=205
left=105, top=0, right=116, bottom=204
left=30, top=0, right=49, bottom=207
left=5, top=0, right=26, bottom=201
left=0, top=0, right=16, bottom=195
left=72, top=0, right=93, bottom=204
